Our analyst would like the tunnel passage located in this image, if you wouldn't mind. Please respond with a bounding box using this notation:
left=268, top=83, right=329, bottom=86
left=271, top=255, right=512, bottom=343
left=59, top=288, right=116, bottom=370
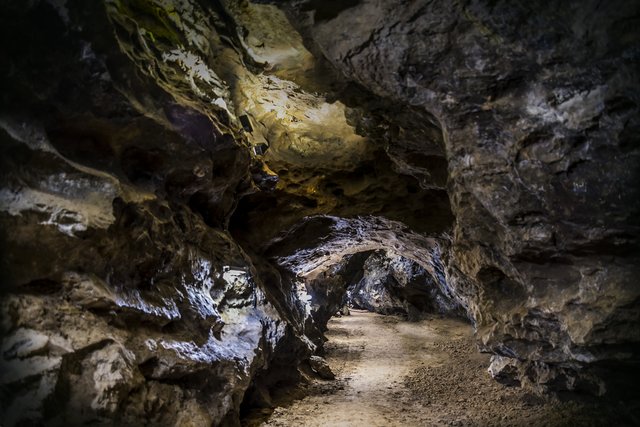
left=345, top=250, right=458, bottom=318
left=264, top=215, right=465, bottom=331
left=234, top=214, right=469, bottom=421
left=1, top=0, right=640, bottom=426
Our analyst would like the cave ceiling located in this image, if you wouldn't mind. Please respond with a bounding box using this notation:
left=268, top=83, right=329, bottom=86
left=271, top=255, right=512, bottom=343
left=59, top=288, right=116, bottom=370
left=219, top=0, right=455, bottom=248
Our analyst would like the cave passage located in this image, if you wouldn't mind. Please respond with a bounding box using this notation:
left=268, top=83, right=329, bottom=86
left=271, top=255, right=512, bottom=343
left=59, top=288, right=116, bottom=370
left=243, top=310, right=608, bottom=427
left=1, top=0, right=639, bottom=426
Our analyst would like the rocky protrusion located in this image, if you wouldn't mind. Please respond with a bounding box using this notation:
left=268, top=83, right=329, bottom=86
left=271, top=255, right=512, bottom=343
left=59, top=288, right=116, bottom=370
left=309, top=355, right=335, bottom=380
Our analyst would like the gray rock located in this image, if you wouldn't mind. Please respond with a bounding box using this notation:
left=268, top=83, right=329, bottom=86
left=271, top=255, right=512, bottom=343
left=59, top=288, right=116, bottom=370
left=309, top=355, right=335, bottom=380
left=284, top=0, right=640, bottom=394
left=1, top=0, right=639, bottom=424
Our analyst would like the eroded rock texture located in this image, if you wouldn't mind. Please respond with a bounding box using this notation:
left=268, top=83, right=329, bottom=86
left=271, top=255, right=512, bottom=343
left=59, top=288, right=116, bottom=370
left=281, top=0, right=640, bottom=394
left=0, top=1, right=309, bottom=425
left=267, top=215, right=463, bottom=327
left=348, top=250, right=460, bottom=319
left=1, top=0, right=639, bottom=425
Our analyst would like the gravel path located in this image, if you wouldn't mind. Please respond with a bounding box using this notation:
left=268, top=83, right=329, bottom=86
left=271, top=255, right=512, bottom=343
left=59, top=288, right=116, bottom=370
left=245, top=310, right=638, bottom=426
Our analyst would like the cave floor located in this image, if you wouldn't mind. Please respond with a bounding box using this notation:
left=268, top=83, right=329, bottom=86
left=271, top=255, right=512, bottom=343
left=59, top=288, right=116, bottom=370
left=245, top=310, right=636, bottom=427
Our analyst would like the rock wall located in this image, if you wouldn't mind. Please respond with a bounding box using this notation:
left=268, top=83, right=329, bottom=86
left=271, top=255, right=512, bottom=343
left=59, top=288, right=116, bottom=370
left=1, top=0, right=639, bottom=425
left=348, top=250, right=461, bottom=318
left=266, top=215, right=464, bottom=322
left=0, top=1, right=313, bottom=425
left=282, top=0, right=640, bottom=394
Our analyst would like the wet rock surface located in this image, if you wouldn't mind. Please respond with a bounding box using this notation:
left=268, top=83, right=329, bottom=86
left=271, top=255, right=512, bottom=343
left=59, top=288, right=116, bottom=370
left=0, top=0, right=639, bottom=425
left=281, top=0, right=640, bottom=393
left=0, top=1, right=304, bottom=424
left=348, top=250, right=462, bottom=318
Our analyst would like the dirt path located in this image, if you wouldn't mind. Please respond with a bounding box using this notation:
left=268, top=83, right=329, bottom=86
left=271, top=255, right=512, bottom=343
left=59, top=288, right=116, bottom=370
left=249, top=310, right=637, bottom=427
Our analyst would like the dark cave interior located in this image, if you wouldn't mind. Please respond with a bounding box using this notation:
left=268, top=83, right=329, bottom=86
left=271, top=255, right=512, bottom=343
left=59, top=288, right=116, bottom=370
left=1, top=0, right=639, bottom=425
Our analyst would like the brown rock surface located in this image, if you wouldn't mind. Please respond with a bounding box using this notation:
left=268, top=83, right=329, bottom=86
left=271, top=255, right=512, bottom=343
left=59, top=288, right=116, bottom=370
left=0, top=0, right=638, bottom=425
left=281, top=0, right=640, bottom=393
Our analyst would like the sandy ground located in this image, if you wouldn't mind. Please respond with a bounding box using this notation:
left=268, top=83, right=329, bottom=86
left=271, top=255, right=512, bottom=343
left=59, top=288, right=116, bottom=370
left=244, top=310, right=639, bottom=427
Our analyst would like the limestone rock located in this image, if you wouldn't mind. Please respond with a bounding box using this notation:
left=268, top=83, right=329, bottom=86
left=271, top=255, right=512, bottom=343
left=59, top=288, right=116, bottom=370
left=0, top=1, right=311, bottom=425
left=309, top=355, right=335, bottom=380
left=348, top=251, right=462, bottom=318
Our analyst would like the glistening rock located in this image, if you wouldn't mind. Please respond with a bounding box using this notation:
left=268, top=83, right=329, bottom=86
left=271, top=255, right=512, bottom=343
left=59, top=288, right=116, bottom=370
left=1, top=0, right=639, bottom=425
left=282, top=0, right=640, bottom=394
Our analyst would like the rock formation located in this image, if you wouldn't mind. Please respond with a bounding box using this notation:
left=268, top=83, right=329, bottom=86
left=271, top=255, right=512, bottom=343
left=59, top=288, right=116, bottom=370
left=279, top=0, right=640, bottom=394
left=0, top=0, right=638, bottom=425
left=347, top=250, right=460, bottom=318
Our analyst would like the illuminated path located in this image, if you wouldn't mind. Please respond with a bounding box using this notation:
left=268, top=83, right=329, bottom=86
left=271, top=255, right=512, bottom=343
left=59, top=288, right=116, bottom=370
left=260, top=311, right=472, bottom=426
left=252, top=310, right=595, bottom=427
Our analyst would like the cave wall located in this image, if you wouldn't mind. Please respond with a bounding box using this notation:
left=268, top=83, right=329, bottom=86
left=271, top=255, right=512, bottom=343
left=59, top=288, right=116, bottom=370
left=0, top=1, right=317, bottom=425
left=266, top=215, right=464, bottom=323
left=348, top=250, right=462, bottom=319
left=1, top=0, right=639, bottom=424
left=281, top=0, right=640, bottom=393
